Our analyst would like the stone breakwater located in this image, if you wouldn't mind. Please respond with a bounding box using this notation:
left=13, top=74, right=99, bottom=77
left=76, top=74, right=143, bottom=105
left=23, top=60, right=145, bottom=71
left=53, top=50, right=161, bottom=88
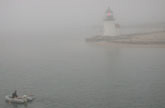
left=86, top=31, right=165, bottom=47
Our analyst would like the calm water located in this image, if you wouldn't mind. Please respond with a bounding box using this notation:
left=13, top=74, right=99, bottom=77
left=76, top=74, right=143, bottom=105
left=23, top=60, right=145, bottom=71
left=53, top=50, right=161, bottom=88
left=0, top=34, right=165, bottom=108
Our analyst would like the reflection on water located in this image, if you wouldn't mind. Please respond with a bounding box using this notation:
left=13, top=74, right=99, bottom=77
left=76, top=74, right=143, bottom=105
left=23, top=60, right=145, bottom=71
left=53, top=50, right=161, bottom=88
left=0, top=35, right=165, bottom=108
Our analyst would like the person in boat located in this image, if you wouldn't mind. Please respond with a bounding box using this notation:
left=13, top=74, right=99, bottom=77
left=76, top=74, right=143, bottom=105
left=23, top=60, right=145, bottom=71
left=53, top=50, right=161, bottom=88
left=12, top=90, right=18, bottom=98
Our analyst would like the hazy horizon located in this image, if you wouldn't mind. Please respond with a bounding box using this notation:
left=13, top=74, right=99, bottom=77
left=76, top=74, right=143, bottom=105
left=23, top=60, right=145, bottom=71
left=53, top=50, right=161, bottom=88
left=0, top=0, right=165, bottom=34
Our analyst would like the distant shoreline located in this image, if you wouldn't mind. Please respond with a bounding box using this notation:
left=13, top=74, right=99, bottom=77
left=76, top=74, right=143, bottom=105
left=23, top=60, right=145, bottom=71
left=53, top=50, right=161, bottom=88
left=86, top=31, right=165, bottom=48
left=92, top=42, right=165, bottom=48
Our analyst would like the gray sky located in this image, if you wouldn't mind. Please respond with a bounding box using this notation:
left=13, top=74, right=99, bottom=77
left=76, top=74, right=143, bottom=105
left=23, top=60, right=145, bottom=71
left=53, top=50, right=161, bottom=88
left=0, top=0, right=165, bottom=33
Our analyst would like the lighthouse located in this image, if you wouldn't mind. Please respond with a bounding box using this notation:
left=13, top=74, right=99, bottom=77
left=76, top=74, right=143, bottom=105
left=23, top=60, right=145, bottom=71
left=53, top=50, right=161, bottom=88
left=103, top=7, right=120, bottom=36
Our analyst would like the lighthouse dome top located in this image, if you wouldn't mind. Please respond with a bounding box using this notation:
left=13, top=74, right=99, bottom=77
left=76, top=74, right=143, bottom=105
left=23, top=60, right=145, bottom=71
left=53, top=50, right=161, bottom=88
left=105, top=7, right=113, bottom=14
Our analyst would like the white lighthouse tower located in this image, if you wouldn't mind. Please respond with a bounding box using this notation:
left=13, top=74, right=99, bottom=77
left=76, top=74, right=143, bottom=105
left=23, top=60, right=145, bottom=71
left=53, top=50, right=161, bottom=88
left=103, top=7, right=120, bottom=36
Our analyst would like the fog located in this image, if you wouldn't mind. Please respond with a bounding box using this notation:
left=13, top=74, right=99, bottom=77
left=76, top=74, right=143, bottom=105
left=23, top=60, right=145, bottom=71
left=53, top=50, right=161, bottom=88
left=0, top=0, right=165, bottom=35
left=1, top=1, right=165, bottom=108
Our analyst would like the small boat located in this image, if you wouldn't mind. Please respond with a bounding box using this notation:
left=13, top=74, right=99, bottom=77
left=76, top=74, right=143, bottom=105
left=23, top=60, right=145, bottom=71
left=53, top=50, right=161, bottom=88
left=5, top=95, right=34, bottom=104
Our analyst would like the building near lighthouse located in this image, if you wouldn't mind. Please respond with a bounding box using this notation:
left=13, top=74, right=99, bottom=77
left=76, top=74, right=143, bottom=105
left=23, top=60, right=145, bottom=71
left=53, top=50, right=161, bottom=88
left=103, top=7, right=120, bottom=36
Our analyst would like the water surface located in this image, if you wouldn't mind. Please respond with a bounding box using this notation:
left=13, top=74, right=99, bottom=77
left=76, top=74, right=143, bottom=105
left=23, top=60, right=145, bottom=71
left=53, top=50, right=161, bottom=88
left=0, top=34, right=165, bottom=108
